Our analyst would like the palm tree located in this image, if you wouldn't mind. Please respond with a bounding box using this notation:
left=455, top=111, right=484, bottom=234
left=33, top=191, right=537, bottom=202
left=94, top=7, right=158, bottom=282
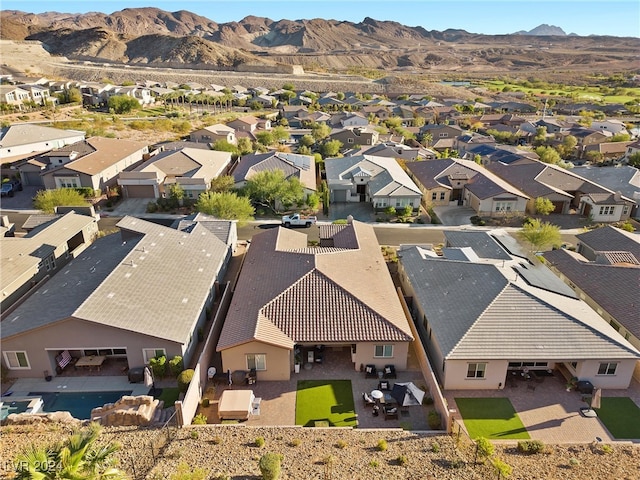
left=15, top=423, right=128, bottom=479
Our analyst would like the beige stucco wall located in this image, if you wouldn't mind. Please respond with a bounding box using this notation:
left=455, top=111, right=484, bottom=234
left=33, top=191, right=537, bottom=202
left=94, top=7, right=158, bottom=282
left=220, top=341, right=291, bottom=381
left=570, top=359, right=637, bottom=389
left=1, top=317, right=183, bottom=378
left=443, top=359, right=511, bottom=390
left=351, top=342, right=409, bottom=372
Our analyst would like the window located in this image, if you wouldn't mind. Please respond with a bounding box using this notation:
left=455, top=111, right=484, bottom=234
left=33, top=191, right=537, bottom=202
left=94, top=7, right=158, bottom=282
left=347, top=138, right=354, bottom=144
left=466, top=362, right=486, bottom=379
left=143, top=348, right=166, bottom=363
left=246, top=354, right=266, bottom=371
left=598, top=206, right=614, bottom=215
left=3, top=351, right=30, bottom=369
left=622, top=205, right=629, bottom=215
left=569, top=362, right=577, bottom=370
left=495, top=201, right=513, bottom=212
left=374, top=345, right=393, bottom=358
left=597, top=362, right=617, bottom=375
left=439, top=192, right=446, bottom=200
left=431, top=192, right=437, bottom=200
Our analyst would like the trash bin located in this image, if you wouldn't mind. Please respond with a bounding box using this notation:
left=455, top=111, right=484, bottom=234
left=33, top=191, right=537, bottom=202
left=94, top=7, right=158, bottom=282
left=128, top=366, right=145, bottom=383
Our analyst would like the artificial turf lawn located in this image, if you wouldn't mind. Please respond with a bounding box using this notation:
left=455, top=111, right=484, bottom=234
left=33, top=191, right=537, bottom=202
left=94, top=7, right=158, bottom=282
left=595, top=397, right=640, bottom=439
left=296, top=380, right=357, bottom=427
left=455, top=397, right=530, bottom=440
left=156, top=387, right=180, bottom=405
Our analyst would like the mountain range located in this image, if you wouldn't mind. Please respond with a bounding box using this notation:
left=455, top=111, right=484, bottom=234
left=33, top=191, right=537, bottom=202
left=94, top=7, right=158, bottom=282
left=1, top=8, right=638, bottom=74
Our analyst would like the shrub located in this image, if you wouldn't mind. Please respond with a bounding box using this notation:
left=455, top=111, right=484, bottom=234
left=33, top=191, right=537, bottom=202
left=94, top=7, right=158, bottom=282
left=569, top=457, right=580, bottom=467
left=369, top=460, right=379, bottom=468
left=258, top=452, right=283, bottom=480
left=397, top=454, right=408, bottom=466
left=517, top=440, right=545, bottom=454
left=177, top=369, right=195, bottom=393
left=201, top=398, right=210, bottom=408
left=376, top=439, right=388, bottom=451
left=255, top=436, right=265, bottom=447
left=423, top=396, right=434, bottom=406
left=601, top=444, right=614, bottom=454
left=336, top=439, right=347, bottom=449
left=491, top=458, right=512, bottom=478
left=149, top=355, right=167, bottom=379
left=169, top=356, right=184, bottom=377
left=289, top=438, right=301, bottom=447
left=431, top=441, right=440, bottom=453
left=475, top=437, right=495, bottom=461
left=428, top=410, right=441, bottom=429
left=192, top=414, right=207, bottom=425
left=211, top=436, right=222, bottom=445
left=190, top=430, right=199, bottom=439
left=146, top=201, right=158, bottom=213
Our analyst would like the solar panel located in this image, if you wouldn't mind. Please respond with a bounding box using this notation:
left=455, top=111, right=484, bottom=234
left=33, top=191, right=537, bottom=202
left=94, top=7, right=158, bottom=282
left=513, top=263, right=577, bottom=298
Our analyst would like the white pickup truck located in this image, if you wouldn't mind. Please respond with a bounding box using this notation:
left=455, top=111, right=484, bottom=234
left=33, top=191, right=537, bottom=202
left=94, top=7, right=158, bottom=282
left=281, top=213, right=317, bottom=228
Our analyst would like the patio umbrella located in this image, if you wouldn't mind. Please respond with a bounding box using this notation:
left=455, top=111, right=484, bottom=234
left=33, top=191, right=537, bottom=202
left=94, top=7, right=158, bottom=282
left=390, top=382, right=425, bottom=406
left=144, top=366, right=155, bottom=394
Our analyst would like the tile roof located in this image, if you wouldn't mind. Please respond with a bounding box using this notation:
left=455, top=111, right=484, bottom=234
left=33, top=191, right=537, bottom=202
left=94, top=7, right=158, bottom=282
left=444, top=231, right=512, bottom=260
left=217, top=221, right=413, bottom=351
left=0, top=124, right=85, bottom=148
left=2, top=217, right=230, bottom=344
left=576, top=226, right=640, bottom=259
left=543, top=249, right=640, bottom=339
left=572, top=165, right=640, bottom=203
left=400, top=246, right=640, bottom=360
left=233, top=152, right=316, bottom=191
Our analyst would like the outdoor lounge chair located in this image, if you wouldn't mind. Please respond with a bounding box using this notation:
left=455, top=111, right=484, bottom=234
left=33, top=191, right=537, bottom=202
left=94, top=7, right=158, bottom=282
left=383, top=406, right=398, bottom=420
left=364, top=364, right=377, bottom=378
left=363, top=392, right=376, bottom=407
left=383, top=364, right=397, bottom=379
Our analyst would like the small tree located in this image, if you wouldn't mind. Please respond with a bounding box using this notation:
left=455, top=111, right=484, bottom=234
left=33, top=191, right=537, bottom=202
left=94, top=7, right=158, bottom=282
left=34, top=188, right=86, bottom=213
left=195, top=191, right=255, bottom=223
left=177, top=369, right=195, bottom=393
left=169, top=356, right=184, bottom=377
left=210, top=175, right=235, bottom=193
left=534, top=197, right=555, bottom=215
left=107, top=95, right=141, bottom=114
left=149, top=355, right=167, bottom=379
left=626, top=152, right=640, bottom=168
left=258, top=452, right=283, bottom=480
left=491, top=458, right=513, bottom=478
left=518, top=218, right=561, bottom=252
left=475, top=437, right=495, bottom=464
left=169, top=183, right=185, bottom=205
left=170, top=462, right=209, bottom=480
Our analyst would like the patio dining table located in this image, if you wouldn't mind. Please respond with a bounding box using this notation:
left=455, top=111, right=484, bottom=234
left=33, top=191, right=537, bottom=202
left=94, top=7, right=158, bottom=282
left=75, top=355, right=106, bottom=371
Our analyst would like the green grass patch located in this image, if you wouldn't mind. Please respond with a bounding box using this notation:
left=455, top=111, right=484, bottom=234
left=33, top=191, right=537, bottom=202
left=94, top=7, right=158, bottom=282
left=296, top=380, right=357, bottom=427
left=595, top=397, right=640, bottom=439
left=156, top=387, right=180, bottom=406
left=455, top=397, right=529, bottom=440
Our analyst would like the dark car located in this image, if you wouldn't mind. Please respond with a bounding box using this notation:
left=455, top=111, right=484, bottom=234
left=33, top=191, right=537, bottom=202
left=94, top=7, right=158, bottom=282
left=0, top=179, right=23, bottom=197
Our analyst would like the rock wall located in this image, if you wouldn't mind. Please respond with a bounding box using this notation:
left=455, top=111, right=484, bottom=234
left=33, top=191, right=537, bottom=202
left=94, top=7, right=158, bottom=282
left=91, top=395, right=159, bottom=427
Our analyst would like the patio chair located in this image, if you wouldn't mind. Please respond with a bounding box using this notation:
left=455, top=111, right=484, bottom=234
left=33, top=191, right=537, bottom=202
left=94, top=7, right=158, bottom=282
left=362, top=392, right=376, bottom=407
left=383, top=364, right=397, bottom=379
left=378, top=380, right=391, bottom=391
left=364, top=364, right=377, bottom=378
left=383, top=406, right=398, bottom=420
left=245, top=368, right=257, bottom=385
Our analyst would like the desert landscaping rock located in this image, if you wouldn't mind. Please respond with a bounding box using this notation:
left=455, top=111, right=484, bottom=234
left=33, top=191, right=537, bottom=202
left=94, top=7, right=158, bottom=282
left=1, top=423, right=638, bottom=479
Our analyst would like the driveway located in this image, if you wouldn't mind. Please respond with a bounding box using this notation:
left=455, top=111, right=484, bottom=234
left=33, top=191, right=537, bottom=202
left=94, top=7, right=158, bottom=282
left=104, top=198, right=155, bottom=217
left=0, top=185, right=41, bottom=211
left=328, top=202, right=376, bottom=222
left=432, top=205, right=476, bottom=226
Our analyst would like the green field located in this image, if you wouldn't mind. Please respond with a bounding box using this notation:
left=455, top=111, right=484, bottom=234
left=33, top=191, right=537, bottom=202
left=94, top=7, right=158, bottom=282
left=455, top=397, right=530, bottom=440
left=296, top=380, right=357, bottom=427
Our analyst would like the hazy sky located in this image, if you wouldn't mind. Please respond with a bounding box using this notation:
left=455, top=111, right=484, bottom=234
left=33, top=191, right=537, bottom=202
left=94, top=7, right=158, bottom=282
left=3, top=0, right=639, bottom=37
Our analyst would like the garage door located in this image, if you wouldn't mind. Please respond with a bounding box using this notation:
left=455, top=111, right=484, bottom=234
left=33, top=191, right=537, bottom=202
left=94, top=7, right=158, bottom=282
left=23, top=172, right=44, bottom=186
left=124, top=185, right=155, bottom=198
left=334, top=190, right=347, bottom=202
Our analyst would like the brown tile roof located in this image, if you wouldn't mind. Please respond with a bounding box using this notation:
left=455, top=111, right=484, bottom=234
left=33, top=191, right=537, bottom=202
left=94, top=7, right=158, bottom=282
left=217, top=221, right=413, bottom=350
left=61, top=137, right=148, bottom=175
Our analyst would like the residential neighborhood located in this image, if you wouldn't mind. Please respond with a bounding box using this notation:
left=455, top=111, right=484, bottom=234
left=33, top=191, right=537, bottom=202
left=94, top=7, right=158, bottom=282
left=1, top=66, right=640, bottom=478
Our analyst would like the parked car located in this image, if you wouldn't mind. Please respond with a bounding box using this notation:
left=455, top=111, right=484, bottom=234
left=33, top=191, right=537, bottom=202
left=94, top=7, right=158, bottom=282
left=0, top=179, right=22, bottom=197
left=281, top=213, right=317, bottom=228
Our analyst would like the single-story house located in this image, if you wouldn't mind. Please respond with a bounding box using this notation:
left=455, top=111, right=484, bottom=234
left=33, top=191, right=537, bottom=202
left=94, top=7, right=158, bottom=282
left=1, top=216, right=234, bottom=378
left=405, top=158, right=529, bottom=217
left=398, top=231, right=640, bottom=390
left=40, top=137, right=150, bottom=193
left=543, top=234, right=640, bottom=354
left=118, top=147, right=231, bottom=199
left=0, top=124, right=85, bottom=160
left=216, top=220, right=414, bottom=381
left=329, top=127, right=379, bottom=149
left=0, top=209, right=99, bottom=314
left=190, top=124, right=237, bottom=145
left=232, top=152, right=316, bottom=194
left=487, top=158, right=635, bottom=220
left=325, top=154, right=422, bottom=210
left=572, top=165, right=640, bottom=218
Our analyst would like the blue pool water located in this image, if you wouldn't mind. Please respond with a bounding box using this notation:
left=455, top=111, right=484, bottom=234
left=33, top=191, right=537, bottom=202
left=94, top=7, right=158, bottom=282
left=29, top=391, right=131, bottom=420
left=1, top=400, right=32, bottom=421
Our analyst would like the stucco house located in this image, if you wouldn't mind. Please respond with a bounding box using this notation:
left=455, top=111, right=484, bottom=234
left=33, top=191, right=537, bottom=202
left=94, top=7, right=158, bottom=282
left=216, top=220, right=414, bottom=381
left=543, top=227, right=640, bottom=355
left=0, top=209, right=99, bottom=315
left=189, top=124, right=237, bottom=145
left=0, top=85, right=31, bottom=109
left=325, top=154, right=421, bottom=210
left=405, top=158, right=528, bottom=217
left=40, top=137, right=150, bottom=193
left=329, top=127, right=379, bottom=149
left=118, top=147, right=231, bottom=199
left=398, top=230, right=640, bottom=390
left=232, top=151, right=316, bottom=194
left=487, top=158, right=635, bottom=220
left=1, top=216, right=234, bottom=378
left=0, top=124, right=85, bottom=160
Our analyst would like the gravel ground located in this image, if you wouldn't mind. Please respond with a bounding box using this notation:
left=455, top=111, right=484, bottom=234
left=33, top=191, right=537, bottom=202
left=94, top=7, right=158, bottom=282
left=1, top=423, right=638, bottom=480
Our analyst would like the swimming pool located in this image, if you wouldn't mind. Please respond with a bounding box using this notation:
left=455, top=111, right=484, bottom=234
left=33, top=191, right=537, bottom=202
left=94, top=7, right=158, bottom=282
left=0, top=397, right=43, bottom=421
left=29, top=391, right=132, bottom=420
